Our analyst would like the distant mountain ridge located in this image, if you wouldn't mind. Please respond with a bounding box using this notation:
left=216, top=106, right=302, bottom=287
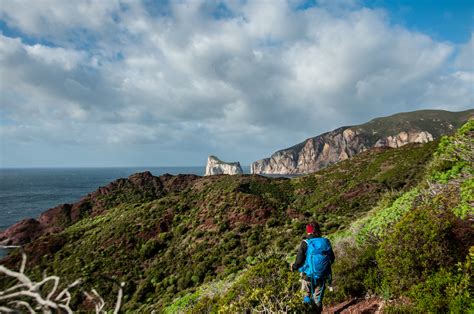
left=251, top=109, right=474, bottom=174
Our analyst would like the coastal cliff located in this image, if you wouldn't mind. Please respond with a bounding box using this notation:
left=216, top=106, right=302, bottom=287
left=205, top=155, right=243, bottom=176
left=251, top=109, right=473, bottom=174
left=0, top=171, right=200, bottom=246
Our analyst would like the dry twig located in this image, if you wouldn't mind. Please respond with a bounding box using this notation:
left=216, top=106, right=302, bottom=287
left=0, top=246, right=125, bottom=313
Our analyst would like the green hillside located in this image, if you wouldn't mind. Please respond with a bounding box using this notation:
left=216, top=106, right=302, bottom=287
left=1, top=120, right=472, bottom=312
left=354, top=109, right=473, bottom=138
left=279, top=109, right=473, bottom=155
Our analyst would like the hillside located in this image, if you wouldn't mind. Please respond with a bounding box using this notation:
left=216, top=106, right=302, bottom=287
left=1, top=119, right=472, bottom=313
left=252, top=109, right=473, bottom=174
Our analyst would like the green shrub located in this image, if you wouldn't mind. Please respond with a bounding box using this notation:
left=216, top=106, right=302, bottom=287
left=429, top=119, right=473, bottom=183
left=357, top=188, right=418, bottom=245
left=454, top=178, right=474, bottom=218
left=163, top=290, right=200, bottom=314
left=376, top=205, right=456, bottom=294
left=215, top=257, right=306, bottom=313
left=139, top=239, right=163, bottom=258
left=328, top=243, right=380, bottom=303
left=408, top=255, right=472, bottom=313
left=383, top=302, right=417, bottom=313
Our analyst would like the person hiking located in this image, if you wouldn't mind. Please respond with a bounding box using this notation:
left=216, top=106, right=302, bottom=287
left=290, top=222, right=335, bottom=313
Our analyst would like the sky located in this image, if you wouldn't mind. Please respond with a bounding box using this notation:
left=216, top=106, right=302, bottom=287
left=0, top=0, right=473, bottom=168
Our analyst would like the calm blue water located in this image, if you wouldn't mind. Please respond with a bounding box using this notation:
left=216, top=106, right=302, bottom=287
left=0, top=166, right=250, bottom=258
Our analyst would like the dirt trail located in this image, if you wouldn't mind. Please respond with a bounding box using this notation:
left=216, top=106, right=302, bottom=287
left=323, top=297, right=384, bottom=314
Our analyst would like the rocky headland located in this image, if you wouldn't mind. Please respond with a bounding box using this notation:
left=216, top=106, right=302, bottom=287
left=205, top=155, right=243, bottom=176
left=251, top=109, right=473, bottom=174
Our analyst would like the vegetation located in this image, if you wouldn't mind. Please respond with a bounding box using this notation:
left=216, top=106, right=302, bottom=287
left=1, top=120, right=472, bottom=312
left=353, top=109, right=472, bottom=140
left=407, top=256, right=472, bottom=313
left=334, top=119, right=473, bottom=311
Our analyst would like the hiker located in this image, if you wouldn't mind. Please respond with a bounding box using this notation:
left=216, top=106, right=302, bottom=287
left=290, top=222, right=335, bottom=313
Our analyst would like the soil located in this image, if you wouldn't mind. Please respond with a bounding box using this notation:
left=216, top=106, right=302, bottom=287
left=323, top=297, right=384, bottom=314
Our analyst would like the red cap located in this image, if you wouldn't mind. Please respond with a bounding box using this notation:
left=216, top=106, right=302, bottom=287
left=306, top=224, right=315, bottom=234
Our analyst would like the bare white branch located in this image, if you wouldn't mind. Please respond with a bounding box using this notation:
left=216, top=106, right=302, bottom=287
left=0, top=265, right=32, bottom=286
left=114, top=282, right=125, bottom=314
left=56, top=279, right=81, bottom=301
left=0, top=283, right=28, bottom=295
left=8, top=300, right=35, bottom=314
left=0, top=247, right=125, bottom=313
left=92, top=288, right=105, bottom=312
left=19, top=250, right=26, bottom=274
left=57, top=303, right=74, bottom=314
left=0, top=305, right=15, bottom=312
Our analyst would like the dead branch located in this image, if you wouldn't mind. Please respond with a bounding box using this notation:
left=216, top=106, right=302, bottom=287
left=0, top=246, right=125, bottom=313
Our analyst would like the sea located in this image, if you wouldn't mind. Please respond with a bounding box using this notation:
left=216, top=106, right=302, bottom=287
left=0, top=166, right=250, bottom=258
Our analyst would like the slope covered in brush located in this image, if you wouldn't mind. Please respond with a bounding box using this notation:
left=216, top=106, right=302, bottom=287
left=0, top=141, right=437, bottom=311
left=180, top=119, right=472, bottom=313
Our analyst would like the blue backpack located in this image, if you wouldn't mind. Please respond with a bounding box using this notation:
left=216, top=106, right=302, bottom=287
left=298, top=237, right=332, bottom=279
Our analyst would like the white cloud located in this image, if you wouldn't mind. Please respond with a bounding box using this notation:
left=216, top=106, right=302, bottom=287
left=420, top=71, right=474, bottom=110
left=0, top=0, right=472, bottom=167
left=0, top=0, right=120, bottom=36
left=455, top=32, right=474, bottom=71
left=24, top=44, right=87, bottom=71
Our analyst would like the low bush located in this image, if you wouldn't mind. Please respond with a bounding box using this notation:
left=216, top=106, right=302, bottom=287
left=214, top=257, right=306, bottom=313
left=376, top=204, right=457, bottom=294
left=429, top=119, right=473, bottom=183
left=454, top=178, right=474, bottom=218
left=356, top=188, right=418, bottom=245
left=408, top=255, right=472, bottom=313
left=327, top=243, right=380, bottom=303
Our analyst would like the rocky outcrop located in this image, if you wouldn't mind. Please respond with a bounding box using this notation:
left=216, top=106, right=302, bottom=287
left=252, top=109, right=474, bottom=175
left=251, top=127, right=369, bottom=174
left=374, top=131, right=433, bottom=148
left=0, top=171, right=200, bottom=246
left=251, top=129, right=434, bottom=175
left=205, top=155, right=243, bottom=176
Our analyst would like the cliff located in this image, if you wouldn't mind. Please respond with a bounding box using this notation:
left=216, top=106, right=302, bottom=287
left=251, top=109, right=473, bottom=174
left=205, top=155, right=243, bottom=176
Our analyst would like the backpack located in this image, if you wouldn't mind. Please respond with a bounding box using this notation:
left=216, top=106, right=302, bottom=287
left=298, top=237, right=332, bottom=279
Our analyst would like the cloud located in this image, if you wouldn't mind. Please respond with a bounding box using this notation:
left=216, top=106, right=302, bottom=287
left=0, top=0, right=472, bottom=166
left=0, top=0, right=120, bottom=37
left=455, top=32, right=474, bottom=71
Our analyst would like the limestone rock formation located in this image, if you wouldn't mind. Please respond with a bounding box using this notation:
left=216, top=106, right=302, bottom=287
left=251, top=127, right=368, bottom=174
left=205, top=155, right=243, bottom=176
left=251, top=109, right=473, bottom=175
left=374, top=131, right=433, bottom=148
